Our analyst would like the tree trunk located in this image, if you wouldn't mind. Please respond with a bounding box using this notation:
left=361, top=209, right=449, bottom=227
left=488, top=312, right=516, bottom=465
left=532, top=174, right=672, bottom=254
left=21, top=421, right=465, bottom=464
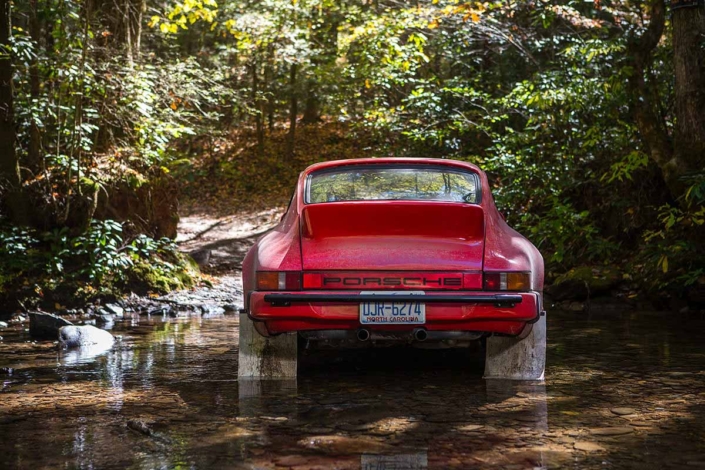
left=134, top=0, right=145, bottom=60
left=124, top=0, right=133, bottom=67
left=287, top=63, right=298, bottom=157
left=251, top=61, right=264, bottom=156
left=265, top=45, right=275, bottom=133
left=28, top=0, right=42, bottom=171
left=627, top=0, right=678, bottom=200
left=0, top=0, right=18, bottom=187
left=302, top=79, right=320, bottom=124
left=0, top=0, right=28, bottom=224
left=629, top=0, right=705, bottom=202
left=672, top=4, right=705, bottom=198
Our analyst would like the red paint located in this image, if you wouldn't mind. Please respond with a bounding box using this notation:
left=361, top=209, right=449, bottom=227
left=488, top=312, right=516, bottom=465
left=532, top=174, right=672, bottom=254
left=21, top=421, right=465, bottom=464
left=242, top=158, right=544, bottom=337
left=249, top=291, right=539, bottom=336
left=301, top=202, right=484, bottom=271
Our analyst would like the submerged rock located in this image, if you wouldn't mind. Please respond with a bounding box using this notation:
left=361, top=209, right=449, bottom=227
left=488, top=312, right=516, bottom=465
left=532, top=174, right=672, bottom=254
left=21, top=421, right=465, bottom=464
left=590, top=426, right=634, bottom=436
left=127, top=419, right=153, bottom=436
left=29, top=312, right=73, bottom=339
left=59, top=325, right=115, bottom=349
left=200, top=304, right=225, bottom=316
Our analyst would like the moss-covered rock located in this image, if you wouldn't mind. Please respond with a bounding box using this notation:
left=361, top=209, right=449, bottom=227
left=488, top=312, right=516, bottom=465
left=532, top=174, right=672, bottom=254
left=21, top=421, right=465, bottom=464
left=547, top=266, right=623, bottom=301
left=125, top=259, right=197, bottom=295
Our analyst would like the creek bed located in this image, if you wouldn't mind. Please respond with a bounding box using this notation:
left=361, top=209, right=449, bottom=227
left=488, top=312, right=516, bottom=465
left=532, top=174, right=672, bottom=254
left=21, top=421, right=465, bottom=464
left=1, top=309, right=704, bottom=469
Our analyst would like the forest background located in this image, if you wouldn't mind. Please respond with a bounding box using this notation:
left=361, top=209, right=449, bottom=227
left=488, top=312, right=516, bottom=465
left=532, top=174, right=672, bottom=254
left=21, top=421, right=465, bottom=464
left=1, top=0, right=704, bottom=310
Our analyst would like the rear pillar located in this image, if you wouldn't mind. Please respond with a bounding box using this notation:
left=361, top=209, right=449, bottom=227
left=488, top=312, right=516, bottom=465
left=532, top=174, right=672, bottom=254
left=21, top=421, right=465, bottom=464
left=238, top=314, right=297, bottom=379
left=484, top=315, right=546, bottom=380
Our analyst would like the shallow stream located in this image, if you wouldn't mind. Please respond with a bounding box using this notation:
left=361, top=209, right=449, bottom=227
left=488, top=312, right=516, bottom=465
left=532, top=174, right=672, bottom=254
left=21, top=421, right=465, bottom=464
left=1, top=309, right=704, bottom=469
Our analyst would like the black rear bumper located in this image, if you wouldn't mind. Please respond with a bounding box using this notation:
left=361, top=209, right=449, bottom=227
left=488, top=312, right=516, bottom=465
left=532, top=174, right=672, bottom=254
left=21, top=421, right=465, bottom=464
left=263, top=293, right=523, bottom=307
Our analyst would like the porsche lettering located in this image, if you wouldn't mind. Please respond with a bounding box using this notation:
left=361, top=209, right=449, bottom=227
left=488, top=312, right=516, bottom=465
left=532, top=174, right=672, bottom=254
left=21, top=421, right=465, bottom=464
left=322, top=277, right=462, bottom=287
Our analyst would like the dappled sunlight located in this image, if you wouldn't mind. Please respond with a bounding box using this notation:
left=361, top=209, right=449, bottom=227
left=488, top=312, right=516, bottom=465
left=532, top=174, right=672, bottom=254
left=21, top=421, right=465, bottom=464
left=0, top=310, right=704, bottom=468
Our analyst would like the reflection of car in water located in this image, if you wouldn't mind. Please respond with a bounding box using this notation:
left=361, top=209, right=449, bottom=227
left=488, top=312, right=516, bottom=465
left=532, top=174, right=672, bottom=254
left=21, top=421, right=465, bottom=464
left=241, top=158, right=545, bottom=378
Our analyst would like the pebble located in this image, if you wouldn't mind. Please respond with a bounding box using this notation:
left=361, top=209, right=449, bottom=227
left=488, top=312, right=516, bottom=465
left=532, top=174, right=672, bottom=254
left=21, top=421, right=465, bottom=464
left=574, top=441, right=606, bottom=452
left=337, top=423, right=377, bottom=431
left=274, top=455, right=308, bottom=467
left=611, top=407, right=637, bottom=416
left=590, top=427, right=634, bottom=436
left=298, top=435, right=391, bottom=454
left=457, top=424, right=484, bottom=432
left=630, top=421, right=653, bottom=427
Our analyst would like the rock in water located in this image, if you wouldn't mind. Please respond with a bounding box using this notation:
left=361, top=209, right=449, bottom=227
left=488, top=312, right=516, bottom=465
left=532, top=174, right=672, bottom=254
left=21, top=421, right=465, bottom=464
left=104, top=304, right=125, bottom=317
left=29, top=312, right=73, bottom=339
left=127, top=419, right=153, bottom=436
left=59, top=325, right=115, bottom=349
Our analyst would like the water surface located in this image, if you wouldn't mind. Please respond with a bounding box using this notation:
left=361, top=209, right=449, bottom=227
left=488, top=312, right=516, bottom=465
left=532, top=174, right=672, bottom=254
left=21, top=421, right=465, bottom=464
left=1, top=310, right=704, bottom=469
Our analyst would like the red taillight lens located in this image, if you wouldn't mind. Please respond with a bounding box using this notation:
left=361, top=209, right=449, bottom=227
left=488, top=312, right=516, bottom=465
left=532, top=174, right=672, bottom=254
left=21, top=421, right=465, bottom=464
left=483, top=272, right=531, bottom=291
left=462, top=273, right=483, bottom=290
left=256, top=271, right=301, bottom=291
left=302, top=272, right=322, bottom=289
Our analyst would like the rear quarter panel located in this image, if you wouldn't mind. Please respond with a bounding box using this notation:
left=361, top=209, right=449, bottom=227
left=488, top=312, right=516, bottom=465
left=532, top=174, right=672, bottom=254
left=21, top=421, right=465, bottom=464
left=242, top=205, right=303, bottom=310
left=479, top=170, right=544, bottom=292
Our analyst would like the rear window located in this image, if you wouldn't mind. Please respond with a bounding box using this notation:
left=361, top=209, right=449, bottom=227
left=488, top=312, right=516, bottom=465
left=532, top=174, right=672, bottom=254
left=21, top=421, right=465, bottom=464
left=306, top=165, right=480, bottom=204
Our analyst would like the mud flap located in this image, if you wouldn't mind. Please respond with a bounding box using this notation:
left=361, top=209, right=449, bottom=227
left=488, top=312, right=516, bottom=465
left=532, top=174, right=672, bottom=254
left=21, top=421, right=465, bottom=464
left=238, top=314, right=297, bottom=379
left=483, top=314, right=546, bottom=380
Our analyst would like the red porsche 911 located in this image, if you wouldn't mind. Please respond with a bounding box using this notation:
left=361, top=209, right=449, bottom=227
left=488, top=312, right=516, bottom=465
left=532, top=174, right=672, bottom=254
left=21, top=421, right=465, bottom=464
left=239, top=158, right=546, bottom=380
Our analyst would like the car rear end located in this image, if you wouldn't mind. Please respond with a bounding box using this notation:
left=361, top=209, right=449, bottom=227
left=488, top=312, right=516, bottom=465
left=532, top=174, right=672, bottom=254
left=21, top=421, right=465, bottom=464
left=246, top=161, right=543, bottom=344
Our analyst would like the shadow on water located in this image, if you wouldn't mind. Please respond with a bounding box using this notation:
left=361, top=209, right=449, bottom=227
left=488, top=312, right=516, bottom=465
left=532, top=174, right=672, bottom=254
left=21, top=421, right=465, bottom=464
left=0, top=310, right=704, bottom=469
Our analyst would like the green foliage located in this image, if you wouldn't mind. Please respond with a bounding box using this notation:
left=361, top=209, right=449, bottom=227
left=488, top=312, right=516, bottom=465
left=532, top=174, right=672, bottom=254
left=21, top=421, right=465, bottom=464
left=0, top=219, right=197, bottom=309
left=4, top=0, right=704, bottom=302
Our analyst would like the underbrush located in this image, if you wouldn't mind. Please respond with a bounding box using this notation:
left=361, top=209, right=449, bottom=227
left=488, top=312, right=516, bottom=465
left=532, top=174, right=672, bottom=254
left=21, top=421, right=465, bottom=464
left=0, top=219, right=198, bottom=312
left=176, top=122, right=705, bottom=304
left=177, top=121, right=383, bottom=213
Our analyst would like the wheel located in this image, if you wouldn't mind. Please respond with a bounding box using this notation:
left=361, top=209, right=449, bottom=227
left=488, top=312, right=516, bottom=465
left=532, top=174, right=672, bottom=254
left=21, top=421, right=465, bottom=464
left=237, top=313, right=298, bottom=379
left=483, top=314, right=546, bottom=380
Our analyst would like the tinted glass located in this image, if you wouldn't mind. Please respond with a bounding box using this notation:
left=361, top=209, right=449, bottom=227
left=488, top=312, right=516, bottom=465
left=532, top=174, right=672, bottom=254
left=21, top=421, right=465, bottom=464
left=307, top=166, right=479, bottom=204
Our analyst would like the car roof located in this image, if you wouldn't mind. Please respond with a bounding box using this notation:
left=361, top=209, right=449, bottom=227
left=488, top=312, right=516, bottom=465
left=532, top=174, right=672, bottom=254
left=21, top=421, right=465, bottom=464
left=302, top=158, right=483, bottom=176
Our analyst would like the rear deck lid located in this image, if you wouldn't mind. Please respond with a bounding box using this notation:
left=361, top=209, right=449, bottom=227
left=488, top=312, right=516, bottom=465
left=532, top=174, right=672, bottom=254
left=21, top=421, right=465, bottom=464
left=300, top=201, right=484, bottom=271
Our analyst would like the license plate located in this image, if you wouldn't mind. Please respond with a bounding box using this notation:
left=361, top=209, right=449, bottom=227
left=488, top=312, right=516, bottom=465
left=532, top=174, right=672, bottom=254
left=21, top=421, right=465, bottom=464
left=359, top=291, right=425, bottom=325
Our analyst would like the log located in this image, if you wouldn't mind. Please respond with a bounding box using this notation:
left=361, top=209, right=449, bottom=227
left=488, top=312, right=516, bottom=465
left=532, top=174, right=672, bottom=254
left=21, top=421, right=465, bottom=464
left=484, top=315, right=546, bottom=380
left=238, top=314, right=297, bottom=379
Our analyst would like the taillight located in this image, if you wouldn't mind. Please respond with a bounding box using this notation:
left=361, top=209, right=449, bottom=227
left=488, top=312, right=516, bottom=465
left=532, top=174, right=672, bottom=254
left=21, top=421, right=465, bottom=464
left=256, top=271, right=301, bottom=290
left=302, top=272, right=322, bottom=289
left=484, top=272, right=531, bottom=291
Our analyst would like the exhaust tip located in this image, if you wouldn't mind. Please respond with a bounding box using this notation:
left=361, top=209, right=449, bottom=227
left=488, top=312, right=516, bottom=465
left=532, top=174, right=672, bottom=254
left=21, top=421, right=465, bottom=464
left=357, top=328, right=371, bottom=342
left=413, top=328, right=428, bottom=342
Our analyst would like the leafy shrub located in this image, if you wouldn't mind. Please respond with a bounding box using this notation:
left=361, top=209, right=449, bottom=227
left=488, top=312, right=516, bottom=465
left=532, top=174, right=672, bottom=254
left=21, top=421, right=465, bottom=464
left=0, top=219, right=197, bottom=310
